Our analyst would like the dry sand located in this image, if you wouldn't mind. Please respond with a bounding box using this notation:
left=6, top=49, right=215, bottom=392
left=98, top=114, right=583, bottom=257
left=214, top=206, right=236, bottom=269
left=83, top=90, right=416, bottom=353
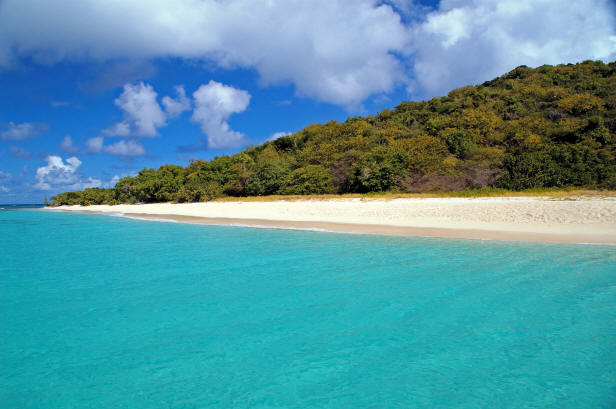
left=49, top=196, right=616, bottom=244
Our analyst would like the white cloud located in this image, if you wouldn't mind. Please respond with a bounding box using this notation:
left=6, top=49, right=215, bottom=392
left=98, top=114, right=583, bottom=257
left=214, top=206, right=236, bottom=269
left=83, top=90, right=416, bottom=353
left=0, top=170, right=12, bottom=181
left=103, top=175, right=121, bottom=188
left=60, top=135, right=78, bottom=153
left=1, top=0, right=614, bottom=107
left=35, top=156, right=81, bottom=190
left=410, top=0, right=616, bottom=96
left=60, top=135, right=104, bottom=154
left=191, top=81, right=251, bottom=149
left=0, top=0, right=409, bottom=106
left=77, top=177, right=102, bottom=190
left=423, top=8, right=471, bottom=48
left=34, top=155, right=101, bottom=191
left=267, top=131, right=292, bottom=142
left=85, top=136, right=104, bottom=153
left=162, top=85, right=191, bottom=118
left=57, top=135, right=143, bottom=156
left=1, top=122, right=47, bottom=141
left=104, top=82, right=166, bottom=137
left=104, top=140, right=146, bottom=156
left=0, top=169, right=20, bottom=193
left=9, top=145, right=32, bottom=160
left=0, top=171, right=11, bottom=192
left=102, top=121, right=131, bottom=137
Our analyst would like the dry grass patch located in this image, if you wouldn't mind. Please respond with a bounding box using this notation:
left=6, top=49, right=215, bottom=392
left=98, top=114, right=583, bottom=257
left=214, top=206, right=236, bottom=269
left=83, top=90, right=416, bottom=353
left=210, top=188, right=616, bottom=202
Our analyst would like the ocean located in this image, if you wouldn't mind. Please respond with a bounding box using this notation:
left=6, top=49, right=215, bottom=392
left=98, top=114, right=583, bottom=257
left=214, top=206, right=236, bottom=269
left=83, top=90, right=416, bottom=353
left=1, top=208, right=615, bottom=408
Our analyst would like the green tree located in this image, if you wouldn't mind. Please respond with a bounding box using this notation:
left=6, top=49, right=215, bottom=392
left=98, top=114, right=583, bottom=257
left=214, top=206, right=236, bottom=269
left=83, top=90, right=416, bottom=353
left=347, top=149, right=403, bottom=192
left=245, top=161, right=289, bottom=196
left=442, top=129, right=475, bottom=159
left=280, top=165, right=334, bottom=194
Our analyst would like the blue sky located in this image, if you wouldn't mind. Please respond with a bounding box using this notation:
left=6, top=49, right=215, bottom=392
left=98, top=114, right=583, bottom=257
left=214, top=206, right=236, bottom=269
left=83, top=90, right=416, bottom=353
left=1, top=0, right=615, bottom=203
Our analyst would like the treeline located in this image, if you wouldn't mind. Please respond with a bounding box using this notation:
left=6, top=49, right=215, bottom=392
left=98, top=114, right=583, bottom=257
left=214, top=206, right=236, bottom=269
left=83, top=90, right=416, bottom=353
left=49, top=60, right=616, bottom=206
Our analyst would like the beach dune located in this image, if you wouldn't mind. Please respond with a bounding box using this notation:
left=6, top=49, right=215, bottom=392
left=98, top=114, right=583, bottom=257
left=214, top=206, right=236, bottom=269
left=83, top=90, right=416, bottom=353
left=50, top=196, right=616, bottom=244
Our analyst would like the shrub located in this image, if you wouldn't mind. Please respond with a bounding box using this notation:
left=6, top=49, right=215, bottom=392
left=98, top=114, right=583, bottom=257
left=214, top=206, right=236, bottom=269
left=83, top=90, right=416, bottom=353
left=280, top=165, right=334, bottom=195
left=347, top=150, right=402, bottom=192
left=442, top=129, right=475, bottom=159
left=175, top=181, right=222, bottom=202
left=245, top=161, right=289, bottom=196
left=557, top=94, right=605, bottom=116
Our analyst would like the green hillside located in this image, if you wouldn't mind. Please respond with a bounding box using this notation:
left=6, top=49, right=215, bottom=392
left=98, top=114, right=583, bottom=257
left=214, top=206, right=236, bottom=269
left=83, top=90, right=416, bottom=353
left=49, top=60, right=616, bottom=206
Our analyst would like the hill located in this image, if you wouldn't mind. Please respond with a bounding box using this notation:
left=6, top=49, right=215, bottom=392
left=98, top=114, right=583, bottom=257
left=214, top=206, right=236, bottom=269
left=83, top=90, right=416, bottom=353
left=49, top=60, right=616, bottom=206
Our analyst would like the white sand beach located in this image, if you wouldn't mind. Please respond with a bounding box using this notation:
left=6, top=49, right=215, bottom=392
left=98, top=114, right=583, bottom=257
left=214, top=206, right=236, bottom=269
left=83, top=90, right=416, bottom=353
left=50, top=196, right=616, bottom=244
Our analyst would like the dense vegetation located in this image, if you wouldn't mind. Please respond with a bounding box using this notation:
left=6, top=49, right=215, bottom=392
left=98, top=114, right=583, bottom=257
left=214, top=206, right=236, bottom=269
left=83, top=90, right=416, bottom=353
left=49, top=60, right=616, bottom=206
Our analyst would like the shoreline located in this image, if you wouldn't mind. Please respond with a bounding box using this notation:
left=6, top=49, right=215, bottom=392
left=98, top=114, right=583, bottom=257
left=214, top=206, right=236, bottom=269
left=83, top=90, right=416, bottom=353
left=47, top=197, right=616, bottom=244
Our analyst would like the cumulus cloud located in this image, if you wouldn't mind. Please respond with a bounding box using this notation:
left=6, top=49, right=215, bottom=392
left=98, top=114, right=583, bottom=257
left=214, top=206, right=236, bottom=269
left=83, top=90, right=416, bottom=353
left=34, top=155, right=101, bottom=191
left=85, top=136, right=104, bottom=153
left=0, top=0, right=409, bottom=106
left=162, top=85, right=191, bottom=118
left=34, top=156, right=81, bottom=190
left=102, top=121, right=131, bottom=137
left=104, top=140, right=146, bottom=156
left=410, top=0, right=616, bottom=96
left=1, top=0, right=614, bottom=107
left=0, top=170, right=11, bottom=193
left=58, top=134, right=144, bottom=156
left=60, top=135, right=104, bottom=154
left=103, top=175, right=121, bottom=188
left=1, top=122, right=47, bottom=141
left=0, top=174, right=10, bottom=192
left=191, top=80, right=251, bottom=149
left=9, top=145, right=32, bottom=160
left=60, top=135, right=78, bottom=153
left=103, top=82, right=166, bottom=137
left=78, top=177, right=102, bottom=190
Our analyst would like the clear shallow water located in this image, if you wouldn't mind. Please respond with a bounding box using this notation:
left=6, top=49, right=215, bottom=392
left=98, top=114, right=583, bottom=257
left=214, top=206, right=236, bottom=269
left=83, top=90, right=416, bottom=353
left=1, top=209, right=615, bottom=409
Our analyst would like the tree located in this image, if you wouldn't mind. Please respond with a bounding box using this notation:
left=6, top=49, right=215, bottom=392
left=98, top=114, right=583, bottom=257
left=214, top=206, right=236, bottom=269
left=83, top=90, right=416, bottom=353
left=280, top=165, right=334, bottom=194
left=347, top=149, right=403, bottom=192
left=245, top=161, right=289, bottom=196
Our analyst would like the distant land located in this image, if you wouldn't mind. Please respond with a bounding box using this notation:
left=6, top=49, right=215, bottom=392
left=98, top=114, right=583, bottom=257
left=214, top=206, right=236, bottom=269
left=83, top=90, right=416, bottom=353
left=49, top=60, right=616, bottom=206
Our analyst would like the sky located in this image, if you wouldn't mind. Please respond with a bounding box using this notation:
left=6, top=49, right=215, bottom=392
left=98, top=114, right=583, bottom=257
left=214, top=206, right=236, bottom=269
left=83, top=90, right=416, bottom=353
left=1, top=0, right=615, bottom=203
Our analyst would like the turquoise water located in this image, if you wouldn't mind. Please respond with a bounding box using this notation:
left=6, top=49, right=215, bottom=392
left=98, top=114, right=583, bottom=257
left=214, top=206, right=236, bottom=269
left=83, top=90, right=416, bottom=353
left=1, top=209, right=615, bottom=408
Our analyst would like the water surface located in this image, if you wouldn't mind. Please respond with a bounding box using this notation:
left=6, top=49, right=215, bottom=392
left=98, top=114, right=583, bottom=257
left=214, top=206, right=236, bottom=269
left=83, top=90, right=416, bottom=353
left=1, top=209, right=615, bottom=408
